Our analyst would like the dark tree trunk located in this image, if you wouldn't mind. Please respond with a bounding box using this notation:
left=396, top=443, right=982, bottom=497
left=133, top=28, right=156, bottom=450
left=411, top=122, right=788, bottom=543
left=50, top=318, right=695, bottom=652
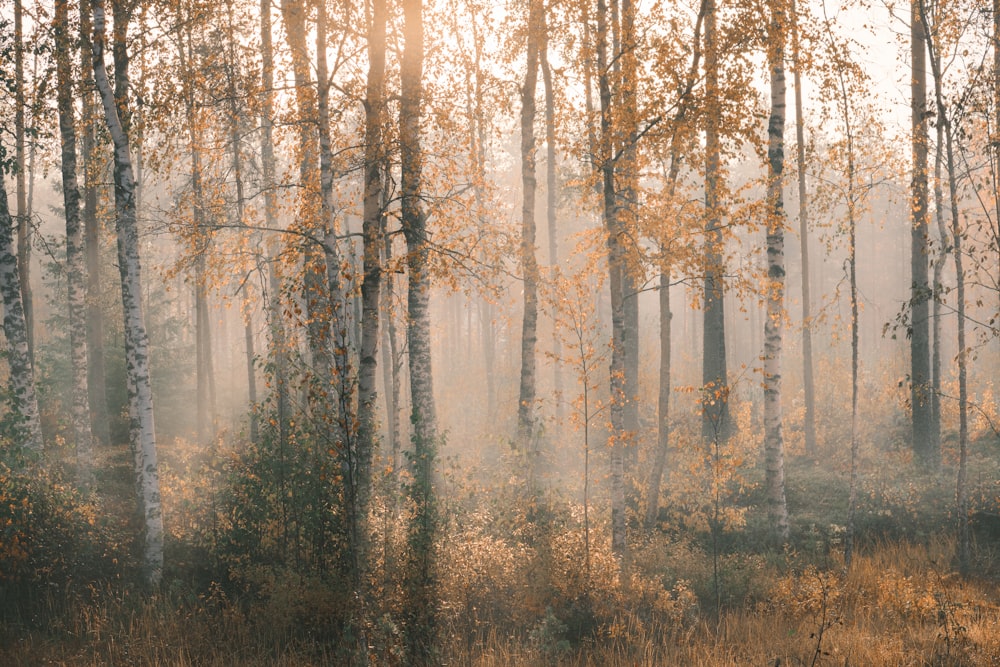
left=79, top=5, right=111, bottom=448
left=540, top=22, right=562, bottom=425
left=910, top=0, right=935, bottom=466
left=702, top=0, right=730, bottom=442
left=596, top=0, right=628, bottom=564
left=791, top=0, right=816, bottom=456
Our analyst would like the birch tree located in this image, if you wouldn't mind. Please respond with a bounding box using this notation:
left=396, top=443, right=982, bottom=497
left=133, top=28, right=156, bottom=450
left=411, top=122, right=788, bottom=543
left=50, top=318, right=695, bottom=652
left=90, top=0, right=163, bottom=588
left=56, top=0, right=94, bottom=485
left=0, top=164, right=42, bottom=454
left=763, top=0, right=789, bottom=542
left=517, top=0, right=542, bottom=461
left=401, top=0, right=439, bottom=659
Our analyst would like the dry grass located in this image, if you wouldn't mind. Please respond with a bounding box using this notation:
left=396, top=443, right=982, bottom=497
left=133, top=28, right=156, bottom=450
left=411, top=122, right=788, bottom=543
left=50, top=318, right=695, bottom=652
left=3, top=536, right=999, bottom=665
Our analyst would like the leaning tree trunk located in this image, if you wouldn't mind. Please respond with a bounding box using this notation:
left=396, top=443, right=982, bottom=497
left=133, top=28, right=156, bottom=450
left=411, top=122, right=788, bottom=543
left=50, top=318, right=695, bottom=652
left=401, top=0, right=438, bottom=662
left=91, top=0, right=163, bottom=589
left=763, top=0, right=789, bottom=542
left=517, top=0, right=541, bottom=463
left=56, top=0, right=94, bottom=485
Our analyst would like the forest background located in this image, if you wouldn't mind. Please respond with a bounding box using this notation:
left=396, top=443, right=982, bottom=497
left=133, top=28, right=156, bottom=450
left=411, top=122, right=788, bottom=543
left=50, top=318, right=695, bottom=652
left=2, top=0, right=1000, bottom=663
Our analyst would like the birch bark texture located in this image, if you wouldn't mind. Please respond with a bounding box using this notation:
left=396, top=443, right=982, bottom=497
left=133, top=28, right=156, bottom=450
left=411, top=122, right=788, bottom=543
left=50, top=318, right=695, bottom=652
left=0, top=166, right=42, bottom=454
left=91, top=0, right=163, bottom=588
left=56, top=0, right=94, bottom=484
left=764, top=0, right=789, bottom=542
left=401, top=0, right=438, bottom=661
left=517, top=0, right=542, bottom=458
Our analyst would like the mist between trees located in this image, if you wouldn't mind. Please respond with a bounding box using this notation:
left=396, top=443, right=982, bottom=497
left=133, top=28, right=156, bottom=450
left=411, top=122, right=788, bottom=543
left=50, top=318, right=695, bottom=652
left=2, top=0, right=1000, bottom=664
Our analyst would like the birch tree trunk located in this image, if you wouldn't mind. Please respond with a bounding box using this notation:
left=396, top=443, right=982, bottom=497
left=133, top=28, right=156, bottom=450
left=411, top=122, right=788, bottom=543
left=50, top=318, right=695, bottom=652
left=764, top=0, right=789, bottom=542
left=14, top=0, right=34, bottom=368
left=56, top=0, right=94, bottom=485
left=91, top=0, right=163, bottom=588
left=517, top=0, right=541, bottom=459
left=401, top=0, right=438, bottom=660
left=0, top=167, right=42, bottom=454
left=359, top=0, right=387, bottom=534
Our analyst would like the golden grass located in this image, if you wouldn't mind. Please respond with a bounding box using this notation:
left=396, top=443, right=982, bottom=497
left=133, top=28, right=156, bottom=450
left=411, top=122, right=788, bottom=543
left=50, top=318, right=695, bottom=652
left=3, top=521, right=999, bottom=665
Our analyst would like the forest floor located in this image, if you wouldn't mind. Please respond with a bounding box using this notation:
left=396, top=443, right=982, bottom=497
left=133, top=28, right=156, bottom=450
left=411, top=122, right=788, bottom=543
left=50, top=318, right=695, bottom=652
left=2, top=429, right=1000, bottom=666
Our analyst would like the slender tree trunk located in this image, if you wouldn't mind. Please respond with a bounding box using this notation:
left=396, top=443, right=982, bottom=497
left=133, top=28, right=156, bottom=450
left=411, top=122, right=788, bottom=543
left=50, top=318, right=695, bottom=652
left=994, top=0, right=1000, bottom=333
left=80, top=5, right=111, bottom=448
left=57, top=0, right=94, bottom=485
left=919, top=0, right=970, bottom=574
left=281, top=0, right=336, bottom=433
left=183, top=32, right=217, bottom=444
left=910, top=0, right=935, bottom=466
left=91, top=0, right=163, bottom=588
left=517, top=0, right=541, bottom=460
left=258, top=0, right=289, bottom=457
left=0, top=167, right=42, bottom=454
left=14, top=0, right=34, bottom=368
left=644, top=0, right=706, bottom=531
left=764, top=0, right=789, bottom=542
left=381, top=192, right=401, bottom=470
left=822, top=15, right=861, bottom=567
left=931, top=122, right=945, bottom=456
left=620, top=0, right=641, bottom=469
left=596, top=0, right=628, bottom=564
left=540, top=24, right=562, bottom=426
left=703, top=0, right=730, bottom=442
left=645, top=269, right=671, bottom=530
left=359, top=0, right=387, bottom=560
left=791, top=0, right=816, bottom=456
left=401, top=0, right=438, bottom=660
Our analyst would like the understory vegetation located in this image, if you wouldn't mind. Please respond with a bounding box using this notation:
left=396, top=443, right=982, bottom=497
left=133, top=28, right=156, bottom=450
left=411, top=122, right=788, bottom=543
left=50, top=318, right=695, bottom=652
left=2, top=384, right=999, bottom=666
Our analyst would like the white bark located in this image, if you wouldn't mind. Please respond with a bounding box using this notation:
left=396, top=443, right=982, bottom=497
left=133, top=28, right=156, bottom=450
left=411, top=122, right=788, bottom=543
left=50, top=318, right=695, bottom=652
left=57, top=0, right=94, bottom=484
left=91, top=0, right=163, bottom=588
left=0, top=171, right=42, bottom=453
left=764, top=0, right=789, bottom=542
